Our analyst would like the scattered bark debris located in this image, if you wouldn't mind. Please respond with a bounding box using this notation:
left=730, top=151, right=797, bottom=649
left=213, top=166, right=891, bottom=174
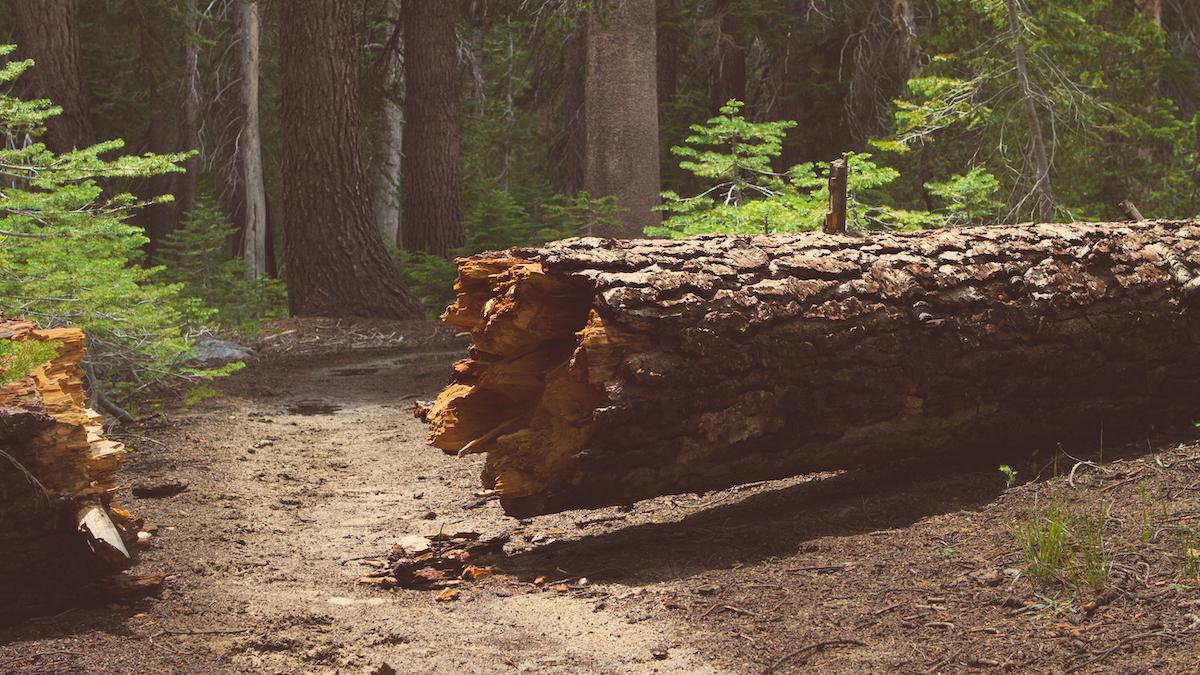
left=460, top=490, right=499, bottom=510
left=357, top=532, right=508, bottom=590
left=411, top=400, right=433, bottom=422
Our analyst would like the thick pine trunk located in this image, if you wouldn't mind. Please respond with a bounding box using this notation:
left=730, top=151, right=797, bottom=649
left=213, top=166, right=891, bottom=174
left=280, top=0, right=422, bottom=319
left=8, top=0, right=94, bottom=152
left=0, top=319, right=146, bottom=621
left=428, top=221, right=1200, bottom=516
left=401, top=0, right=464, bottom=257
left=583, top=0, right=661, bottom=237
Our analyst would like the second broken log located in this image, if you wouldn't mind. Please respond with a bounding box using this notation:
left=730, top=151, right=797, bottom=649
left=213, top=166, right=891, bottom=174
left=428, top=220, right=1200, bottom=516
left=0, top=317, right=140, bottom=622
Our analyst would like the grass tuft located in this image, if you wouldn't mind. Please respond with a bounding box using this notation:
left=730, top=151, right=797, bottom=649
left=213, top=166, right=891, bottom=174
left=1076, top=505, right=1110, bottom=588
left=1017, top=499, right=1072, bottom=582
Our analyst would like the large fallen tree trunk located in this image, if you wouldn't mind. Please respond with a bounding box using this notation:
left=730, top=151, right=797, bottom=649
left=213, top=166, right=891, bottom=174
left=428, top=220, right=1200, bottom=516
left=0, top=318, right=150, bottom=622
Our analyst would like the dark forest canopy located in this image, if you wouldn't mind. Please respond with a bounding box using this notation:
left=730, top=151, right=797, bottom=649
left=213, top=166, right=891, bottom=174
left=0, top=0, right=1198, bottom=391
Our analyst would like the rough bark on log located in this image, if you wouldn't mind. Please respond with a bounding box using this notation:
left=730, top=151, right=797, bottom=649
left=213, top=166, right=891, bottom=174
left=0, top=318, right=135, bottom=621
left=428, top=221, right=1200, bottom=516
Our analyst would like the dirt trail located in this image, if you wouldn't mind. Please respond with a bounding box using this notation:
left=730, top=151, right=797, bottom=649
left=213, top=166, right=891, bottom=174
left=2, top=346, right=720, bottom=674
left=3, top=333, right=1200, bottom=673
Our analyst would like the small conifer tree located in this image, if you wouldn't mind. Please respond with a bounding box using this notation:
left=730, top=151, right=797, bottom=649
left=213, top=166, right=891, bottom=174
left=0, top=45, right=204, bottom=394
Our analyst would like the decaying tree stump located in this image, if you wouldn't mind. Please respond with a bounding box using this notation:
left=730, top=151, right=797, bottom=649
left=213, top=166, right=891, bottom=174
left=0, top=318, right=145, bottom=622
left=428, top=221, right=1200, bottom=516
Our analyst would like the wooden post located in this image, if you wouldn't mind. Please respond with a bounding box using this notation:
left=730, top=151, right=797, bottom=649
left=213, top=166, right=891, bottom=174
left=823, top=156, right=848, bottom=234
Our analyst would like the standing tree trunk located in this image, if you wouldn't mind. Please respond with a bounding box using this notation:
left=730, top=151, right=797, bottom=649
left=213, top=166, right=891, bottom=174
left=8, top=0, right=93, bottom=152
left=138, top=116, right=180, bottom=259
left=370, top=0, right=405, bottom=246
left=1006, top=0, right=1054, bottom=222
left=656, top=0, right=679, bottom=114
left=131, top=2, right=179, bottom=259
left=174, top=0, right=202, bottom=227
left=1136, top=0, right=1163, bottom=28
left=557, top=29, right=587, bottom=195
left=891, top=0, right=919, bottom=80
left=584, top=0, right=661, bottom=237
left=279, top=0, right=423, bottom=319
left=401, top=0, right=464, bottom=257
left=235, top=1, right=268, bottom=277
left=713, top=0, right=746, bottom=109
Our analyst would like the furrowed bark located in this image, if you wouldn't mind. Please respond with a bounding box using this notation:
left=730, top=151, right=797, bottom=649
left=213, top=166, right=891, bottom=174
left=8, top=0, right=94, bottom=152
left=280, top=0, right=423, bottom=319
left=428, top=221, right=1200, bottom=516
left=0, top=318, right=137, bottom=620
left=401, top=0, right=464, bottom=256
left=583, top=0, right=662, bottom=237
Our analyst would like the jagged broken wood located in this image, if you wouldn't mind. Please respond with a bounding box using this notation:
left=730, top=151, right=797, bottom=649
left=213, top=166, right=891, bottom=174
left=823, top=156, right=848, bottom=234
left=427, top=220, right=1200, bottom=516
left=0, top=318, right=141, bottom=622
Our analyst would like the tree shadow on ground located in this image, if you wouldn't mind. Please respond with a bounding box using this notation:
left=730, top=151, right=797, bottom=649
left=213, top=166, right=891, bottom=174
left=0, top=577, right=157, bottom=642
left=496, top=430, right=1193, bottom=586
left=498, top=455, right=1007, bottom=584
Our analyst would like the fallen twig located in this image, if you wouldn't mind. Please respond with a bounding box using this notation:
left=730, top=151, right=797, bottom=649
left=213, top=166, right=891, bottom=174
left=1063, top=629, right=1179, bottom=673
left=762, top=638, right=865, bottom=674
left=926, top=649, right=961, bottom=673
left=118, top=432, right=167, bottom=448
left=575, top=513, right=629, bottom=528
left=786, top=563, right=852, bottom=574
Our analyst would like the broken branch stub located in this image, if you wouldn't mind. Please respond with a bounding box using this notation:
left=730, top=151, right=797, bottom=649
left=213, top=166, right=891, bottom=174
left=428, top=221, right=1200, bottom=516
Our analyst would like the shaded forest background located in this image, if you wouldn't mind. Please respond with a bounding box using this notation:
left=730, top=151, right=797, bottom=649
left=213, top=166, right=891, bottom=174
left=1, top=0, right=1199, bottom=397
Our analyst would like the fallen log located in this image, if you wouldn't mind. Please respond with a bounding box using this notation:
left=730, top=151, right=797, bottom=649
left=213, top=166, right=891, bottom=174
left=428, top=220, right=1200, bottom=516
left=0, top=318, right=137, bottom=622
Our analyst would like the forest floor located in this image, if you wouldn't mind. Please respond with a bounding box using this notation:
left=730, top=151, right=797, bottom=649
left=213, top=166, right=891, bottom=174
left=2, top=319, right=1200, bottom=674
